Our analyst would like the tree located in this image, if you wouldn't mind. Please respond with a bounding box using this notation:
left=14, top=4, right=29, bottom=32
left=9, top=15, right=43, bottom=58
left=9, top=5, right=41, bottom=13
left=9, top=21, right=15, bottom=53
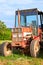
left=0, top=20, right=6, bottom=28
left=0, top=20, right=11, bottom=40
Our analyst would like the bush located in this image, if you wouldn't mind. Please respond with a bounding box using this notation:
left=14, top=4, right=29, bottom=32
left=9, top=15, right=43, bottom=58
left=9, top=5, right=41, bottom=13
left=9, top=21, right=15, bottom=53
left=0, top=28, right=11, bottom=40
left=0, top=21, right=11, bottom=40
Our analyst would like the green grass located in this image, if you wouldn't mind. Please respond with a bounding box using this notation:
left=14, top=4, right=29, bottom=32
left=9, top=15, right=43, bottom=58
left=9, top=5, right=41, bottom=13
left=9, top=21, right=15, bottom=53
left=0, top=53, right=43, bottom=65
left=0, top=40, right=43, bottom=65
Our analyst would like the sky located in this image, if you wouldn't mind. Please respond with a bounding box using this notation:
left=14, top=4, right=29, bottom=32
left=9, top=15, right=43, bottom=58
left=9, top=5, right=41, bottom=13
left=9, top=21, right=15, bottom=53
left=0, top=0, right=43, bottom=28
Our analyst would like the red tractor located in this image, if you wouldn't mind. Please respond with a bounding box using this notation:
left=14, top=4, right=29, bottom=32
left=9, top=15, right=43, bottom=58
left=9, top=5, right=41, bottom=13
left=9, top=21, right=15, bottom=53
left=11, top=8, right=43, bottom=57
left=0, top=8, right=43, bottom=57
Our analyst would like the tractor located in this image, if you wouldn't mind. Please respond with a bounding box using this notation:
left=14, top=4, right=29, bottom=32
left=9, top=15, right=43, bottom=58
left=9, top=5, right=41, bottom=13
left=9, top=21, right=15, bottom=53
left=0, top=8, right=43, bottom=57
left=12, top=8, right=43, bottom=57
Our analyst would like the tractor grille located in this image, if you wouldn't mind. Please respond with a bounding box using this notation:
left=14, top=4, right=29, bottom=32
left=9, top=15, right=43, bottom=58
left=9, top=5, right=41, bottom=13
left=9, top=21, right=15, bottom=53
left=12, top=28, right=22, bottom=42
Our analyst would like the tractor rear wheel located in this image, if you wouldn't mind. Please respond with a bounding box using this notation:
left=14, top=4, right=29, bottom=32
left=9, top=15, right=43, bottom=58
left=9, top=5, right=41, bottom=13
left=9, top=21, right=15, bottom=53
left=30, top=40, right=40, bottom=57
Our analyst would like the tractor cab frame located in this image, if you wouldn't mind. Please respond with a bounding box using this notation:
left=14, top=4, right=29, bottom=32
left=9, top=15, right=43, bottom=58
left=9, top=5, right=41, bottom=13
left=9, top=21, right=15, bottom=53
left=15, top=8, right=43, bottom=35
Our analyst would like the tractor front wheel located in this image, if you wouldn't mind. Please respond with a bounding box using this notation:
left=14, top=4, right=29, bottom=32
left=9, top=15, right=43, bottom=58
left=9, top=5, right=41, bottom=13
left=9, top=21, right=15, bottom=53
left=30, top=40, right=40, bottom=57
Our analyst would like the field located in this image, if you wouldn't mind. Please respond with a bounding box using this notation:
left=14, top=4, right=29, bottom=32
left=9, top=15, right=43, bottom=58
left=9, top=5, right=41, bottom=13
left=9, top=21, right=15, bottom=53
left=0, top=40, right=43, bottom=65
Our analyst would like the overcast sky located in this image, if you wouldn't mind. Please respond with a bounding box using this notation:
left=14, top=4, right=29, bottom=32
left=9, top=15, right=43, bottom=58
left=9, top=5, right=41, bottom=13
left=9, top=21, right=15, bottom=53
left=0, top=0, right=43, bottom=28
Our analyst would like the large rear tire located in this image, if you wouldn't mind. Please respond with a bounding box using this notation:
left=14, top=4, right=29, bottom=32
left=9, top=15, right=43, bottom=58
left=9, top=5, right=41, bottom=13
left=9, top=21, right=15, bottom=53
left=30, top=40, right=40, bottom=57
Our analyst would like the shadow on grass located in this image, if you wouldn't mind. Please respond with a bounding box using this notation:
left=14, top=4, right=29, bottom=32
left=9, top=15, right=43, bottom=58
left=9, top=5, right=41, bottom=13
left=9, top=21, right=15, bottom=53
left=38, top=48, right=43, bottom=59
left=13, top=48, right=33, bottom=59
left=13, top=47, right=43, bottom=59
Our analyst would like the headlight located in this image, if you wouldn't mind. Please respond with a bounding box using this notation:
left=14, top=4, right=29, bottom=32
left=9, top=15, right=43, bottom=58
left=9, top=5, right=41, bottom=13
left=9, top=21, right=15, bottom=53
left=13, top=34, right=17, bottom=37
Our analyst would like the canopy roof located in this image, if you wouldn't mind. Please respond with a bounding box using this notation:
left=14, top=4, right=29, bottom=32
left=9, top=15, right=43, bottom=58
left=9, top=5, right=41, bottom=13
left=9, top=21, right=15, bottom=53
left=16, top=8, right=43, bottom=15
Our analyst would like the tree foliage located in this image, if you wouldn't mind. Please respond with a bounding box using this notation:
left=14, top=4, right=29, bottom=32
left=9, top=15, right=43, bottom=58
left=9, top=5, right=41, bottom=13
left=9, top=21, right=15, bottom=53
left=0, top=21, right=11, bottom=40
